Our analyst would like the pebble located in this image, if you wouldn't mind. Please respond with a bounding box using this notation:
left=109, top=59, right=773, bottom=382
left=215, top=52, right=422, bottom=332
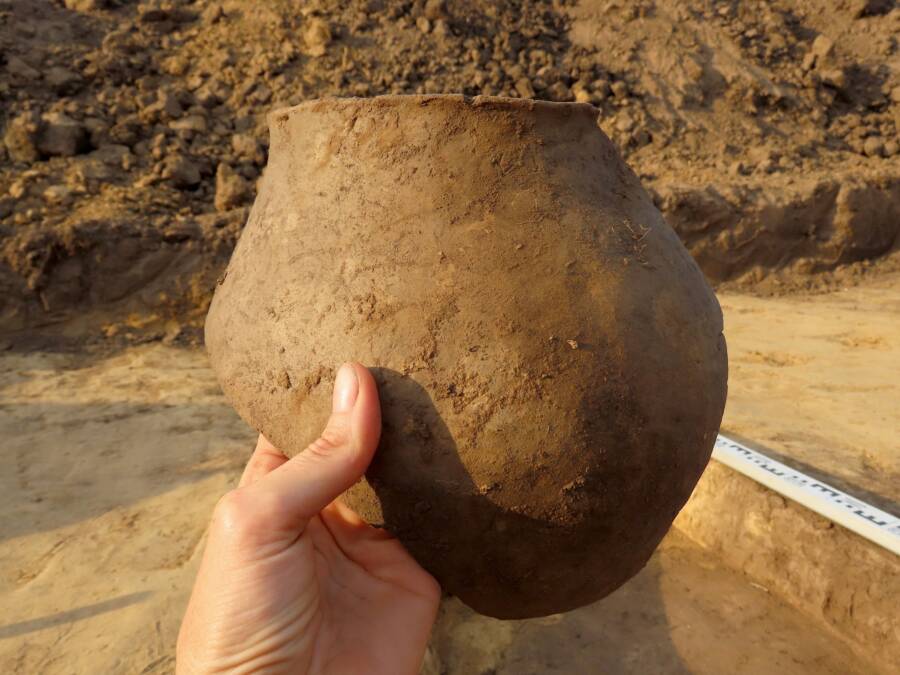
left=862, top=136, right=884, bottom=158
left=37, top=112, right=90, bottom=157
left=43, top=185, right=73, bottom=205
left=3, top=113, right=41, bottom=162
left=162, top=154, right=201, bottom=188
left=9, top=179, right=28, bottom=199
left=545, top=81, right=572, bottom=102
left=214, top=163, right=250, bottom=211
left=231, top=133, right=263, bottom=164
left=195, top=79, right=231, bottom=108
left=610, top=81, right=629, bottom=98
left=304, top=18, right=332, bottom=57
left=810, top=35, right=834, bottom=61
left=45, top=67, right=83, bottom=95
left=64, top=0, right=107, bottom=9
left=424, top=0, right=446, bottom=20
left=171, top=114, right=209, bottom=134
left=202, top=4, right=224, bottom=24
left=90, top=143, right=133, bottom=167
left=819, top=68, right=846, bottom=90
left=514, top=78, right=535, bottom=99
left=6, top=56, right=40, bottom=81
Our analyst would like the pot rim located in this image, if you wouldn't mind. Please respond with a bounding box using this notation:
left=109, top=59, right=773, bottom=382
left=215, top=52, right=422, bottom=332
left=268, top=94, right=599, bottom=124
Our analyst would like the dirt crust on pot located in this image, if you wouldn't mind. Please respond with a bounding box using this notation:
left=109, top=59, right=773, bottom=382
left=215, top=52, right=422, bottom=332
left=205, top=95, right=728, bottom=619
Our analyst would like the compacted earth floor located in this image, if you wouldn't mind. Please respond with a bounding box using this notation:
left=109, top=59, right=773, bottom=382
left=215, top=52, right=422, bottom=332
left=719, top=271, right=900, bottom=510
left=2, top=275, right=897, bottom=674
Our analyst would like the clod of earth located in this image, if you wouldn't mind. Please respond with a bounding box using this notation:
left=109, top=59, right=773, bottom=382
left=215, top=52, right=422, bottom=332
left=205, top=95, right=728, bottom=619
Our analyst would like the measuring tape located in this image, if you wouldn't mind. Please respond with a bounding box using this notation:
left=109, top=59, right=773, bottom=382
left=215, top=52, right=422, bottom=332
left=713, top=434, right=900, bottom=556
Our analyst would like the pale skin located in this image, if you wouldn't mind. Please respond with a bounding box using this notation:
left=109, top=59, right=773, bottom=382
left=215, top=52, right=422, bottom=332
left=177, top=363, right=441, bottom=674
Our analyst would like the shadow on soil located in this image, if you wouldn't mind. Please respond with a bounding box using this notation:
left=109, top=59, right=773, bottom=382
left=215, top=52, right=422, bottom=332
left=0, top=398, right=253, bottom=544
left=0, top=592, right=152, bottom=640
left=430, top=555, right=692, bottom=674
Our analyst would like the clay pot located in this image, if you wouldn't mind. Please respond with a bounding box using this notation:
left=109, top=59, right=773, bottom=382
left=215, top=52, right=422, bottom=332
left=205, top=95, right=727, bottom=619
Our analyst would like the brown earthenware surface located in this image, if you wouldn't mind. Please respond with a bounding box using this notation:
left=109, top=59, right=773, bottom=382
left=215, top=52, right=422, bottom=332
left=205, top=95, right=728, bottom=619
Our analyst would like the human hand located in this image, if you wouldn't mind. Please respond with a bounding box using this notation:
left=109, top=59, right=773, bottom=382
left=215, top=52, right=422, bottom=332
left=177, top=363, right=441, bottom=674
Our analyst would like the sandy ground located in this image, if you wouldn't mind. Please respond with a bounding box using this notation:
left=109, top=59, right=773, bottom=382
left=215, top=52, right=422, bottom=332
left=720, top=271, right=900, bottom=508
left=1, top=276, right=896, bottom=674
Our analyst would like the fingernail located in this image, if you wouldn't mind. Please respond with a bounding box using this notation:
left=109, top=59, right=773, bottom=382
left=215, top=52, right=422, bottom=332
left=334, top=363, right=359, bottom=413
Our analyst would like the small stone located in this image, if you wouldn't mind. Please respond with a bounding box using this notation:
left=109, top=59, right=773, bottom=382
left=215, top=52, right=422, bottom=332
left=83, top=117, right=110, bottom=147
left=5, top=56, right=40, bottom=81
left=90, top=143, right=133, bottom=167
left=202, top=3, right=224, bottom=23
left=630, top=129, right=651, bottom=147
left=214, top=163, right=250, bottom=211
left=63, top=0, right=107, bottom=9
left=148, top=89, right=183, bottom=119
left=3, top=113, right=41, bottom=163
left=810, top=35, right=834, bottom=61
left=304, top=18, right=332, bottom=57
left=195, top=78, right=231, bottom=108
left=883, top=140, right=898, bottom=157
left=162, top=220, right=200, bottom=242
left=572, top=86, right=592, bottom=104
left=424, top=0, right=445, bottom=20
left=801, top=52, right=817, bottom=72
left=615, top=113, right=635, bottom=133
left=45, top=67, right=83, bottom=95
left=231, top=133, right=263, bottom=163
left=9, top=179, right=28, bottom=199
left=591, top=79, right=611, bottom=97
left=416, top=16, right=431, bottom=33
left=162, top=154, right=201, bottom=188
left=170, top=114, right=209, bottom=134
left=610, top=81, right=629, bottom=98
left=546, top=81, right=573, bottom=102
left=729, top=160, right=748, bottom=176
left=37, top=112, right=90, bottom=157
left=890, top=86, right=900, bottom=104
left=863, top=136, right=884, bottom=158
left=514, top=78, right=535, bottom=99
left=819, top=68, right=846, bottom=90
left=43, top=185, right=73, bottom=205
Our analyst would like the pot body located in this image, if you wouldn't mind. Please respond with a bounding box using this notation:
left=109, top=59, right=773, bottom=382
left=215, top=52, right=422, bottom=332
left=205, top=95, right=728, bottom=619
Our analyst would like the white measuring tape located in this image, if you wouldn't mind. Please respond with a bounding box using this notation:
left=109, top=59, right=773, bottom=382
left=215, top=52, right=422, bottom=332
left=713, top=434, right=900, bottom=556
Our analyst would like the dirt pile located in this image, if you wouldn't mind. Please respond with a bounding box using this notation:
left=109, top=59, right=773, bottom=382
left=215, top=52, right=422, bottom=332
left=1, top=0, right=899, bottom=339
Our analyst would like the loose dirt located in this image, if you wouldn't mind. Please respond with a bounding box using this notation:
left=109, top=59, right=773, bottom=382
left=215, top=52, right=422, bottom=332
left=2, top=0, right=899, bottom=339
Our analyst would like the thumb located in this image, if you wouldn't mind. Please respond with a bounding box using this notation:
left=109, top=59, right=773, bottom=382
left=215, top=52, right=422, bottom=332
left=249, top=362, right=381, bottom=527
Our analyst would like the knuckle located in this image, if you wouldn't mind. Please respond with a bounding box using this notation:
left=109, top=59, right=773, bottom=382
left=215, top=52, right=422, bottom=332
left=212, top=488, right=279, bottom=539
left=212, top=489, right=248, bottom=532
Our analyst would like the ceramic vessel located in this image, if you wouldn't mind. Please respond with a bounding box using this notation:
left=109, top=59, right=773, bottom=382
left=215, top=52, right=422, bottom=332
left=205, top=95, right=728, bottom=619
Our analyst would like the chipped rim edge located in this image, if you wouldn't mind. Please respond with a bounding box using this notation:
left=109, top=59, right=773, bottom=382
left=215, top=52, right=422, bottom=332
left=268, top=94, right=600, bottom=125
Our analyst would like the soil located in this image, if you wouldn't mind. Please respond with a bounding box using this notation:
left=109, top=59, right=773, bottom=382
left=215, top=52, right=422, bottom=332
left=0, top=340, right=888, bottom=674
left=0, top=0, right=898, bottom=668
left=204, top=95, right=728, bottom=618
left=2, top=0, right=900, bottom=340
left=720, top=271, right=900, bottom=508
